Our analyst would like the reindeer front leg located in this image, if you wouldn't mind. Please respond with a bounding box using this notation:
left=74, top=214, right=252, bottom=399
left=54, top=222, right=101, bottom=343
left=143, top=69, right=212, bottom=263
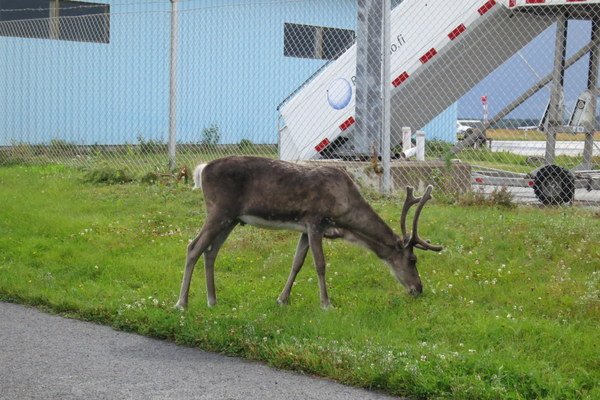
left=277, top=233, right=309, bottom=305
left=175, top=218, right=234, bottom=310
left=307, top=226, right=331, bottom=309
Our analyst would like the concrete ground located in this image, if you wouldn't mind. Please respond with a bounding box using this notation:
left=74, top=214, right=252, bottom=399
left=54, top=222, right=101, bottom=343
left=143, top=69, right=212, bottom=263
left=0, top=302, right=399, bottom=400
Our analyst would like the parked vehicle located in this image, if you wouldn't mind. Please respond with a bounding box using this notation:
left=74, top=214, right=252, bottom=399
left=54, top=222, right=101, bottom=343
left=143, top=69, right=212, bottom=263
left=457, top=120, right=487, bottom=146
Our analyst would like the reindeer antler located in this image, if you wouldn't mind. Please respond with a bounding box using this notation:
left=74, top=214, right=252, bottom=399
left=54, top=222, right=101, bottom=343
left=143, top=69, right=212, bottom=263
left=400, top=185, right=443, bottom=251
left=400, top=186, right=420, bottom=244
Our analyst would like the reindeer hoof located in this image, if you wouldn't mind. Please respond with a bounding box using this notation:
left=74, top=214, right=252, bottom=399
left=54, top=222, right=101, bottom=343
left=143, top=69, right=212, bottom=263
left=320, top=301, right=333, bottom=310
left=276, top=297, right=289, bottom=306
left=174, top=302, right=187, bottom=311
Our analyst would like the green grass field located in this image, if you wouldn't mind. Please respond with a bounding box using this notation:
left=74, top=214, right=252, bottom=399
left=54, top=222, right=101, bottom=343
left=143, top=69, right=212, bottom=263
left=487, top=129, right=600, bottom=142
left=0, top=164, right=598, bottom=399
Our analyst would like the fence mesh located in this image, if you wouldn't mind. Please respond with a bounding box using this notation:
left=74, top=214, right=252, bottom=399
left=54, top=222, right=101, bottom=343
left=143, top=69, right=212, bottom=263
left=1, top=0, right=599, bottom=207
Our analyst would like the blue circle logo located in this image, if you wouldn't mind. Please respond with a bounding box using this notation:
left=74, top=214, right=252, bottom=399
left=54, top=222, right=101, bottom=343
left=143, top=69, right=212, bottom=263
left=327, top=78, right=352, bottom=110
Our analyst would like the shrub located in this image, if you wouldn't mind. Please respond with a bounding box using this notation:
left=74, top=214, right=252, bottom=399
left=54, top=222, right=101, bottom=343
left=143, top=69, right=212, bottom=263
left=200, top=124, right=221, bottom=149
left=83, top=166, right=134, bottom=184
left=137, top=136, right=166, bottom=155
left=238, top=138, right=254, bottom=151
left=48, top=139, right=80, bottom=157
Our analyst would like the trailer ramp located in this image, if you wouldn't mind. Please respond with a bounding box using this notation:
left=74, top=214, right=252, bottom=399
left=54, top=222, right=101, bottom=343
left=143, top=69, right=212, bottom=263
left=279, top=0, right=600, bottom=161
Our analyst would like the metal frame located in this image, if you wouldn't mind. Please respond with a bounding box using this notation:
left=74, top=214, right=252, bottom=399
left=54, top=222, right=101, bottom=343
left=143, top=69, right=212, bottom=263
left=459, top=11, right=600, bottom=201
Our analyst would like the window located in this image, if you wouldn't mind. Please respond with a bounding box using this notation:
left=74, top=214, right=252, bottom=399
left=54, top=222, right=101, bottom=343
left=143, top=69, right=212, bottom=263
left=284, top=23, right=354, bottom=60
left=0, top=0, right=110, bottom=43
left=58, top=1, right=109, bottom=43
left=0, top=0, right=51, bottom=39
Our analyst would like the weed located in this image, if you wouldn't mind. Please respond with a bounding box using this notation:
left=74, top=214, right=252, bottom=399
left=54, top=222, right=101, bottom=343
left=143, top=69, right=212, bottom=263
left=140, top=171, right=160, bottom=185
left=458, top=187, right=488, bottom=206
left=425, top=139, right=453, bottom=159
left=48, top=139, right=80, bottom=157
left=488, top=186, right=515, bottom=208
left=137, top=136, right=166, bottom=155
left=458, top=186, right=515, bottom=208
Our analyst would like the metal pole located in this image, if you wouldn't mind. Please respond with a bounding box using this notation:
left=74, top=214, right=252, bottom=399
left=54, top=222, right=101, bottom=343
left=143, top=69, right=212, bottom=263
left=452, top=41, right=593, bottom=154
left=355, top=0, right=383, bottom=158
left=544, top=14, right=568, bottom=166
left=416, top=131, right=425, bottom=161
left=381, top=0, right=391, bottom=194
left=168, top=0, right=179, bottom=171
left=49, top=0, right=59, bottom=39
left=581, top=19, right=600, bottom=170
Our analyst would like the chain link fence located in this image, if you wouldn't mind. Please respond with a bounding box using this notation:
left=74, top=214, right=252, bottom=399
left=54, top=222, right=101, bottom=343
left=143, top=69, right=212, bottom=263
left=1, top=0, right=599, bottom=206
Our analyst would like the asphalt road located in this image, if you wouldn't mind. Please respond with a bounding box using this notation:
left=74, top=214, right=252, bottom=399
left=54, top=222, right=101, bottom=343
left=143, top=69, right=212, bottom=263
left=0, top=302, right=398, bottom=400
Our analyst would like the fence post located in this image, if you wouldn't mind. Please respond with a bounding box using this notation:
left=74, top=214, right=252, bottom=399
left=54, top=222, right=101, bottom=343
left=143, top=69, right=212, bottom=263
left=402, top=127, right=412, bottom=152
left=355, top=0, right=383, bottom=158
left=416, top=131, right=425, bottom=161
left=168, top=0, right=179, bottom=171
left=581, top=19, right=600, bottom=170
left=544, top=14, right=568, bottom=166
left=381, top=0, right=391, bottom=194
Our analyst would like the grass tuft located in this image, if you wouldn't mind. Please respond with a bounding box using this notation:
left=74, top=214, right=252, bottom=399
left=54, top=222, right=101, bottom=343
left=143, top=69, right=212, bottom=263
left=82, top=165, right=134, bottom=184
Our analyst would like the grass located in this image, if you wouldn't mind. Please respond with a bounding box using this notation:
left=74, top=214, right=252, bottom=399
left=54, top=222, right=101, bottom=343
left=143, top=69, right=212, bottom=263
left=0, top=142, right=278, bottom=174
left=426, top=140, right=599, bottom=173
left=487, top=129, right=600, bottom=142
left=0, top=164, right=599, bottom=399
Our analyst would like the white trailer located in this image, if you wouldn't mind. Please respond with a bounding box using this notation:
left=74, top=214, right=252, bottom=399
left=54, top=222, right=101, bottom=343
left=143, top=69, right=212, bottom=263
left=278, top=0, right=600, bottom=162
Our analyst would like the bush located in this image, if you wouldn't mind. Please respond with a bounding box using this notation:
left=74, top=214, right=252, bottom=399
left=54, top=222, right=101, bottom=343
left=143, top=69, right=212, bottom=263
left=0, top=154, right=21, bottom=167
left=238, top=138, right=254, bottom=151
left=48, top=139, right=80, bottom=157
left=200, top=124, right=221, bottom=149
left=137, top=136, right=166, bottom=155
left=83, top=166, right=134, bottom=184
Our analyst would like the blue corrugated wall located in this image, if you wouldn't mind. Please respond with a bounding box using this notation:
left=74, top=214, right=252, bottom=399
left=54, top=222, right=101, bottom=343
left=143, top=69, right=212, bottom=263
left=0, top=0, right=457, bottom=146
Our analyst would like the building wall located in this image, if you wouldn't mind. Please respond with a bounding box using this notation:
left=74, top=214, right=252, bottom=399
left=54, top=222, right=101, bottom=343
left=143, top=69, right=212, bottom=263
left=0, top=0, right=456, bottom=147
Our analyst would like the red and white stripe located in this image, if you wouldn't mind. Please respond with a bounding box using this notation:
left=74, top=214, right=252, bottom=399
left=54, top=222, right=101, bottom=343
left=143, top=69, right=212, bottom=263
left=509, top=0, right=597, bottom=7
left=315, top=0, right=600, bottom=154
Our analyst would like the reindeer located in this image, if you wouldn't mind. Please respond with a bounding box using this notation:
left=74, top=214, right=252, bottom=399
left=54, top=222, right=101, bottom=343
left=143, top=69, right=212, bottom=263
left=175, top=156, right=442, bottom=310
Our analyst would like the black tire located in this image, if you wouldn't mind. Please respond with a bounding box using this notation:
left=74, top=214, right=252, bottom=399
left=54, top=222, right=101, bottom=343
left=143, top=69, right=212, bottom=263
left=533, top=165, right=575, bottom=206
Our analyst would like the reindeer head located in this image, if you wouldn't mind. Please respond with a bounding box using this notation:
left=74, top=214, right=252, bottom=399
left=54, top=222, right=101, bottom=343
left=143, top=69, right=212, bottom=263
left=387, top=185, right=442, bottom=296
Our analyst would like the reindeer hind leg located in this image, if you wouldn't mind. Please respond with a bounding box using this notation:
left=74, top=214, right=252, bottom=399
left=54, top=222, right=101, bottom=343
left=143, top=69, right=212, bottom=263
left=307, top=226, right=331, bottom=309
left=277, top=233, right=309, bottom=305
